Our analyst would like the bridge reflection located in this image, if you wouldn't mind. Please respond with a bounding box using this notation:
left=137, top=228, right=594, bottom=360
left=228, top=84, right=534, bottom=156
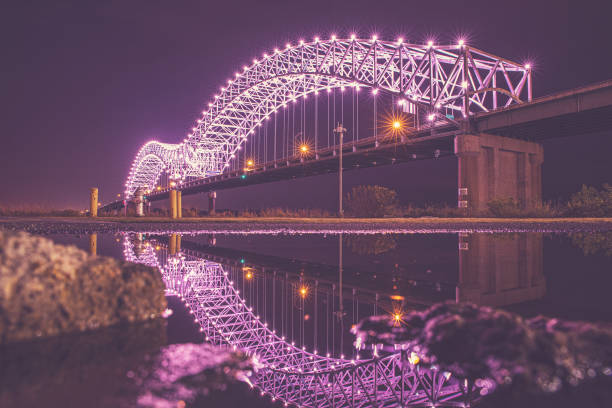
left=124, top=233, right=481, bottom=407
left=121, top=231, right=547, bottom=407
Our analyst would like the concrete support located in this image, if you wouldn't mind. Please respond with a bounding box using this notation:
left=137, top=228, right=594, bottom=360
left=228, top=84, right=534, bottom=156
left=208, top=191, right=217, bottom=215
left=455, top=133, right=543, bottom=214
left=134, top=188, right=145, bottom=217
left=177, top=191, right=182, bottom=218
left=457, top=233, right=545, bottom=307
left=169, top=190, right=177, bottom=219
left=89, top=188, right=98, bottom=217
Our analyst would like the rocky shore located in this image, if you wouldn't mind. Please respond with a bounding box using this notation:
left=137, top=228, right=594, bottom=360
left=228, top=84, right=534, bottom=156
left=0, top=229, right=167, bottom=344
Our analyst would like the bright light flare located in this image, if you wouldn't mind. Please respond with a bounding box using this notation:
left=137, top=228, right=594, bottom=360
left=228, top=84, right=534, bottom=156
left=379, top=110, right=413, bottom=140
left=299, top=285, right=308, bottom=298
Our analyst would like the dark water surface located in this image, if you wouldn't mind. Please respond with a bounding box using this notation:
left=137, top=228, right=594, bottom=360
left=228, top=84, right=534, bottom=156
left=3, top=229, right=612, bottom=407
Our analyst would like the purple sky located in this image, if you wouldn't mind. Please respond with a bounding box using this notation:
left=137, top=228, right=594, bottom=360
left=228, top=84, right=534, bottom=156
left=1, top=0, right=611, bottom=210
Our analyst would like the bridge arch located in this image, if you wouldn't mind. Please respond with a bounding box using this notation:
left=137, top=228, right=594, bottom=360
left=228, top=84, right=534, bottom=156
left=125, top=38, right=530, bottom=197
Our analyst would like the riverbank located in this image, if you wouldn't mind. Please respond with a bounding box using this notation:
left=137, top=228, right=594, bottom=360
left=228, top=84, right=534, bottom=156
left=1, top=216, right=611, bottom=233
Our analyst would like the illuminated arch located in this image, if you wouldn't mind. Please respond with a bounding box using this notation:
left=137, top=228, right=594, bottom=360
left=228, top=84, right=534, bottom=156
left=125, top=37, right=530, bottom=197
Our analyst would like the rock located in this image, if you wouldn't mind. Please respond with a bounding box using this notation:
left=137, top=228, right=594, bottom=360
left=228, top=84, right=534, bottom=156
left=0, top=229, right=166, bottom=344
left=353, top=302, right=612, bottom=404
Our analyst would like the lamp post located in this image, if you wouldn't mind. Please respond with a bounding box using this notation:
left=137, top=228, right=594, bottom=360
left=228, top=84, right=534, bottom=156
left=333, top=123, right=347, bottom=217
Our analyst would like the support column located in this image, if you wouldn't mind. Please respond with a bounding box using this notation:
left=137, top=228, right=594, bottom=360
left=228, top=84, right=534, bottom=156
left=169, top=190, right=177, bottom=219
left=134, top=188, right=145, bottom=217
left=89, top=188, right=98, bottom=217
left=176, top=191, right=182, bottom=218
left=454, top=133, right=543, bottom=214
left=208, top=191, right=217, bottom=215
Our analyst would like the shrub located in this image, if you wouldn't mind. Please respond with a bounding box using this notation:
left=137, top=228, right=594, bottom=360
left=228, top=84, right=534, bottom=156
left=345, top=185, right=399, bottom=217
left=566, top=184, right=612, bottom=217
left=487, top=198, right=523, bottom=217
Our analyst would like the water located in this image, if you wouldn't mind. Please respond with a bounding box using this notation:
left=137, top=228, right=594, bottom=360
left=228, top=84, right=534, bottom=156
left=3, top=228, right=612, bottom=407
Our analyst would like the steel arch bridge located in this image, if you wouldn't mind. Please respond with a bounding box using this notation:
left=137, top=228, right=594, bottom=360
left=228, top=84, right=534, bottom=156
left=124, top=37, right=530, bottom=198
left=123, top=234, right=476, bottom=407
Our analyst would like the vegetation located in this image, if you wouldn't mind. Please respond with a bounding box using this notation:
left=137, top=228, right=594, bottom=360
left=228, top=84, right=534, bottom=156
left=0, top=206, right=82, bottom=217
left=566, top=184, right=612, bottom=217
left=344, top=185, right=399, bottom=217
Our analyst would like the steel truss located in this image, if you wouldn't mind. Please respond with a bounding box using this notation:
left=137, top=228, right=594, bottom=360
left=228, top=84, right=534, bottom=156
left=124, top=37, right=530, bottom=198
left=123, top=235, right=476, bottom=407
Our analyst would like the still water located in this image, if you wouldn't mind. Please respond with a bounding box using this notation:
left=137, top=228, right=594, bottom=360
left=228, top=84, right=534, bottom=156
left=5, top=229, right=612, bottom=407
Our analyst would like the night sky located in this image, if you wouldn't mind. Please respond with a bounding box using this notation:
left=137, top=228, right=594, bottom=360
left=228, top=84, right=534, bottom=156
left=1, top=0, right=611, bottom=210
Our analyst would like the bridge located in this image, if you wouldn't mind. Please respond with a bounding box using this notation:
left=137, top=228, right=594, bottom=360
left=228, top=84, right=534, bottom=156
left=123, top=232, right=479, bottom=407
left=97, top=37, right=611, bottom=215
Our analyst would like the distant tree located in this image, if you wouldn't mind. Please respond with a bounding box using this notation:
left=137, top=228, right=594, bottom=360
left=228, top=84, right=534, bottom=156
left=344, top=185, right=398, bottom=217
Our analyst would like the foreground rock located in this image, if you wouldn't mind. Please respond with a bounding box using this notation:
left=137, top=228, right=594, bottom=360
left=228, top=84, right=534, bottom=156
left=0, top=229, right=166, bottom=344
left=353, top=302, right=612, bottom=406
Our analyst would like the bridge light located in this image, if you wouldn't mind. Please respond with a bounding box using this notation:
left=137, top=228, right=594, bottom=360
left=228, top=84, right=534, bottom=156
left=350, top=33, right=356, bottom=40
left=300, top=144, right=309, bottom=153
left=428, top=113, right=435, bottom=121
left=458, top=39, right=465, bottom=47
left=299, top=285, right=308, bottom=298
left=285, top=42, right=291, bottom=48
left=427, top=40, right=434, bottom=48
left=246, top=159, right=254, bottom=166
left=299, top=39, right=304, bottom=45
left=462, top=81, right=468, bottom=88
left=372, top=88, right=378, bottom=95
left=393, top=120, right=401, bottom=129
left=525, top=63, right=531, bottom=69
left=253, top=58, right=258, bottom=64
left=314, top=36, right=320, bottom=43
left=263, top=53, right=268, bottom=58
left=371, top=35, right=378, bottom=41
left=397, top=37, right=404, bottom=44
left=331, top=34, right=336, bottom=41
left=340, top=86, right=345, bottom=92
left=156, top=186, right=161, bottom=191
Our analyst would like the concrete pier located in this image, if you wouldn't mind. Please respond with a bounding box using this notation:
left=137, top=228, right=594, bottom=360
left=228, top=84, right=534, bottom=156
left=208, top=191, right=216, bottom=215
left=169, top=190, right=177, bottom=219
left=134, top=188, right=145, bottom=217
left=455, top=133, right=543, bottom=214
left=177, top=191, right=182, bottom=218
left=89, top=188, right=98, bottom=217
